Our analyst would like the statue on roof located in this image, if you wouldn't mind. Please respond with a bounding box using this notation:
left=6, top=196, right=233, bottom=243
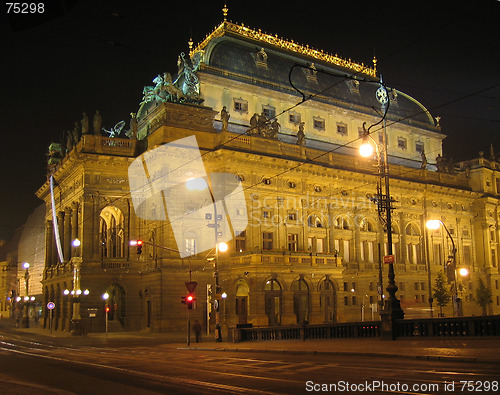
left=269, top=119, right=280, bottom=139
left=93, top=110, right=102, bottom=135
left=141, top=72, right=185, bottom=106
left=296, top=122, right=306, bottom=146
left=103, top=121, right=126, bottom=138
left=125, top=113, right=138, bottom=139
left=220, top=106, right=230, bottom=132
left=81, top=113, right=89, bottom=134
left=420, top=150, right=427, bottom=169
left=174, top=52, right=204, bottom=104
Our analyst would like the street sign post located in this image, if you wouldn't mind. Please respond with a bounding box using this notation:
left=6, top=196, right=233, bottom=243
left=47, top=301, right=55, bottom=334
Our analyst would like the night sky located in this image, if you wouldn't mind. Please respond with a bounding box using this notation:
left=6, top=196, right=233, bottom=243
left=1, top=1, right=499, bottom=241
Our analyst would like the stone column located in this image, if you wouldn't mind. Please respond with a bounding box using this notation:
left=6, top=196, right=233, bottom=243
left=45, top=220, right=54, bottom=267
left=57, top=211, right=65, bottom=264
left=64, top=207, right=72, bottom=261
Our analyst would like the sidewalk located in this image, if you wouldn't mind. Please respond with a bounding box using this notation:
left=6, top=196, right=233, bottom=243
left=1, top=320, right=499, bottom=363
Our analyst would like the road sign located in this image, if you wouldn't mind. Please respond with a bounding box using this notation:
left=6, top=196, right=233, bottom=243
left=47, top=302, right=55, bottom=310
left=383, top=255, right=395, bottom=264
left=185, top=281, right=197, bottom=293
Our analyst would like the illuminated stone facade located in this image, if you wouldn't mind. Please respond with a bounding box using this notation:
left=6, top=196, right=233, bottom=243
left=36, top=19, right=499, bottom=334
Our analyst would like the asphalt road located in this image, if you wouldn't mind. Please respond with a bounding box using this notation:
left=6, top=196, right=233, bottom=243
left=0, top=333, right=498, bottom=394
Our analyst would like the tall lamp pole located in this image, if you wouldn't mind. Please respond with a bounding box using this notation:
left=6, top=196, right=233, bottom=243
left=22, top=262, right=30, bottom=328
left=360, top=80, right=404, bottom=339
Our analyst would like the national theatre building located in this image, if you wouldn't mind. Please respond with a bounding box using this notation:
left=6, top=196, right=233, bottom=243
left=36, top=12, right=500, bottom=335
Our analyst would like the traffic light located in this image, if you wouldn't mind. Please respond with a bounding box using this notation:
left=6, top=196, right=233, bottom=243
left=182, top=294, right=195, bottom=309
left=136, top=240, right=143, bottom=255
left=105, top=306, right=110, bottom=313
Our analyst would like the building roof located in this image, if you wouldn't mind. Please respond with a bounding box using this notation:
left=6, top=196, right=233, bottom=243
left=193, top=21, right=438, bottom=132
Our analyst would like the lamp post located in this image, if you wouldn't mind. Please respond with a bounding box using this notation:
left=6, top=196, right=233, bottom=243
left=69, top=238, right=85, bottom=335
left=359, top=81, right=404, bottom=339
left=22, top=262, right=30, bottom=328
left=102, top=292, right=109, bottom=334
left=426, top=219, right=460, bottom=316
left=214, top=241, right=228, bottom=342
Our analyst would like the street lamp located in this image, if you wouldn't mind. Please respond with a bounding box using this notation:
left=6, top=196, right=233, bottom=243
left=214, top=241, right=228, bottom=342
left=359, top=80, right=404, bottom=339
left=69, top=239, right=85, bottom=335
left=426, top=219, right=460, bottom=316
left=102, top=292, right=110, bottom=334
left=22, top=262, right=30, bottom=328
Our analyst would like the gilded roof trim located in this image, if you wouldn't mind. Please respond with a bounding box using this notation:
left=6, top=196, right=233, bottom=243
left=190, top=21, right=377, bottom=78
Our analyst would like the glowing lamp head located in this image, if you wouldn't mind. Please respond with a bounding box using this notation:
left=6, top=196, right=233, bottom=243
left=72, top=238, right=81, bottom=247
left=459, top=268, right=469, bottom=277
left=218, top=242, right=228, bottom=253
left=22, top=262, right=30, bottom=270
left=102, top=292, right=109, bottom=300
left=426, top=220, right=442, bottom=230
left=359, top=142, right=374, bottom=158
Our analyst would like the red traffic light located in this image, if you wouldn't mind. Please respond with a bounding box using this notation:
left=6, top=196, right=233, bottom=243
left=182, top=294, right=195, bottom=309
left=105, top=306, right=110, bottom=313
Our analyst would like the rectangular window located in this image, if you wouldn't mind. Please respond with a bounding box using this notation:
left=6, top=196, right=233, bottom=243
left=263, top=232, right=273, bottom=250
left=289, top=113, right=301, bottom=124
left=262, top=105, right=276, bottom=119
left=288, top=233, right=298, bottom=252
left=343, top=240, right=350, bottom=262
left=415, top=141, right=424, bottom=153
left=288, top=211, right=297, bottom=221
left=233, top=98, right=248, bottom=113
left=235, top=231, right=246, bottom=252
left=316, top=238, right=324, bottom=253
left=337, top=123, right=348, bottom=136
left=398, top=137, right=407, bottom=150
left=313, top=117, right=325, bottom=131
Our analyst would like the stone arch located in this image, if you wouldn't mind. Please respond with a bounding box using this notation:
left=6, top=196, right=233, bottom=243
left=99, top=206, right=125, bottom=258
left=291, top=275, right=310, bottom=324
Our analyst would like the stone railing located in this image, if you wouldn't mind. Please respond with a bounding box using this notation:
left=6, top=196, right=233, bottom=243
left=397, top=315, right=500, bottom=337
left=237, top=321, right=380, bottom=342
left=234, top=315, right=500, bottom=342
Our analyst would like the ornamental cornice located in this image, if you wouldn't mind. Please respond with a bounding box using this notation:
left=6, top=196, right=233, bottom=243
left=191, top=21, right=376, bottom=78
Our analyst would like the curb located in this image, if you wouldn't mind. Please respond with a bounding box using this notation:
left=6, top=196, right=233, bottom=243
left=175, top=346, right=486, bottom=363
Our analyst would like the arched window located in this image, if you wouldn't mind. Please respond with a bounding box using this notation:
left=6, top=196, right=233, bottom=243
left=319, top=278, right=336, bottom=323
left=292, top=278, right=309, bottom=324
left=405, top=223, right=422, bottom=264
left=264, top=278, right=281, bottom=326
left=334, top=216, right=350, bottom=230
left=308, top=214, right=322, bottom=228
left=99, top=206, right=125, bottom=258
left=235, top=282, right=249, bottom=325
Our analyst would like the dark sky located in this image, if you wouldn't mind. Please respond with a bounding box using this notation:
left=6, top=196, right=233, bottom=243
left=1, top=0, right=499, bottom=241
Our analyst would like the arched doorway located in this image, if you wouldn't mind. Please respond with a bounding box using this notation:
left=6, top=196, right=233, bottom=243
left=235, top=282, right=249, bottom=324
left=104, top=284, right=126, bottom=328
left=319, top=277, right=337, bottom=323
left=264, top=278, right=281, bottom=326
left=292, top=277, right=309, bottom=324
